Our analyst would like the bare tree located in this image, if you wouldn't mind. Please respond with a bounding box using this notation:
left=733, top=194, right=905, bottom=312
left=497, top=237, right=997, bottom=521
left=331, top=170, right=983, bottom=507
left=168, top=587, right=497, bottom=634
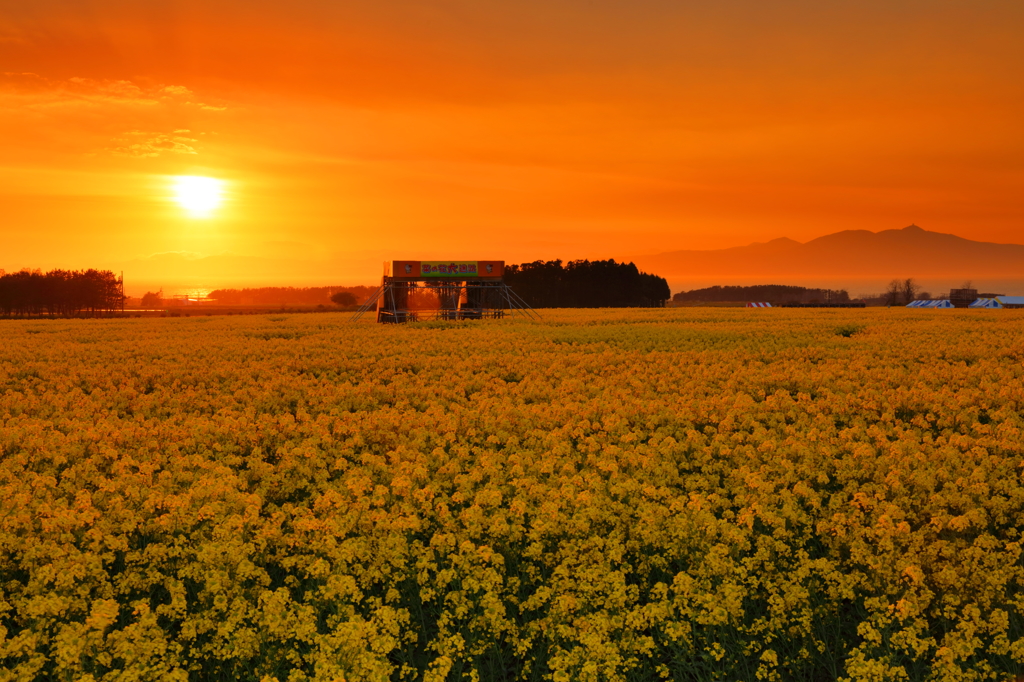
left=901, top=278, right=920, bottom=305
left=885, top=279, right=902, bottom=306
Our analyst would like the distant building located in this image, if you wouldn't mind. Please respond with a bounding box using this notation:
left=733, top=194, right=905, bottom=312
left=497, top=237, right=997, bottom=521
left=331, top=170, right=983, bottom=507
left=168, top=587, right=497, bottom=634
left=997, top=296, right=1024, bottom=309
left=949, top=288, right=978, bottom=308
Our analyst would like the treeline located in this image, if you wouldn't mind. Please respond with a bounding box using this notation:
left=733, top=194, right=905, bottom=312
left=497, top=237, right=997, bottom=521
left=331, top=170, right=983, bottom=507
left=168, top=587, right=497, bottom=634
left=504, top=259, right=671, bottom=308
left=205, top=286, right=375, bottom=307
left=673, top=284, right=850, bottom=305
left=0, top=269, right=124, bottom=317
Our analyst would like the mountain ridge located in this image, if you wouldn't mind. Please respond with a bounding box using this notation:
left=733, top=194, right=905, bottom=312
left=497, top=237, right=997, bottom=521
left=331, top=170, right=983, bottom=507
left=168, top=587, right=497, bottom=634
left=632, top=225, right=1024, bottom=280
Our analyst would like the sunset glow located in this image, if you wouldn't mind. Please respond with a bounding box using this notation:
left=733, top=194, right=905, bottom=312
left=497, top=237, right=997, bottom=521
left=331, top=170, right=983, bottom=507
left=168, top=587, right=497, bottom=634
left=1, top=2, right=1023, bottom=293
left=171, top=176, right=225, bottom=218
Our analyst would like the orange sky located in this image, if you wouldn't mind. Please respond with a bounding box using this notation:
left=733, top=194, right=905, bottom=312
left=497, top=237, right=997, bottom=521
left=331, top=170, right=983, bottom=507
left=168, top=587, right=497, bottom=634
left=2, top=1, right=1023, bottom=291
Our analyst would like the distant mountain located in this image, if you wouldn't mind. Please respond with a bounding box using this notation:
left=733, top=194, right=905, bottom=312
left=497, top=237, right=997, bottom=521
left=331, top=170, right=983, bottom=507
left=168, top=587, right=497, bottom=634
left=633, top=226, right=1024, bottom=281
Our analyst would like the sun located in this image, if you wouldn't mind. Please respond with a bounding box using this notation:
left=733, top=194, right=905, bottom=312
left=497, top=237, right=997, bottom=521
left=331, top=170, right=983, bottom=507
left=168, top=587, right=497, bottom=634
left=172, top=176, right=225, bottom=217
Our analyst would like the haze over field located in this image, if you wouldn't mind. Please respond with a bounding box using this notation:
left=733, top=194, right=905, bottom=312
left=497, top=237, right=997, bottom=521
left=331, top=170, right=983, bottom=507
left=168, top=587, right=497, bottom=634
left=111, top=225, right=1024, bottom=298
left=2, top=1, right=1023, bottom=288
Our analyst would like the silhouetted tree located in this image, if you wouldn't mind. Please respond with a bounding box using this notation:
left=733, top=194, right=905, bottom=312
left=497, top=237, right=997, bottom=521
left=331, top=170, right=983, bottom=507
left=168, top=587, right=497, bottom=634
left=504, top=259, right=670, bottom=308
left=673, top=284, right=850, bottom=305
left=208, top=286, right=373, bottom=306
left=0, top=268, right=123, bottom=318
left=879, top=277, right=921, bottom=306
left=885, top=279, right=903, bottom=306
left=901, top=278, right=920, bottom=305
left=330, top=291, right=357, bottom=307
left=141, top=291, right=164, bottom=307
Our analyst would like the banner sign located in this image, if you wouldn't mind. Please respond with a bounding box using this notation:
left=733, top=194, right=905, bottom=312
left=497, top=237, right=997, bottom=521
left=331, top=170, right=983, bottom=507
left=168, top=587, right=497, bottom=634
left=421, top=261, right=479, bottom=277
left=390, top=261, right=505, bottom=278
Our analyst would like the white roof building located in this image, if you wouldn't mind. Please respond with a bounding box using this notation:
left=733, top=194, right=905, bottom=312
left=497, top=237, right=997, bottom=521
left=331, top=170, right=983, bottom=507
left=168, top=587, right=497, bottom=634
left=997, top=296, right=1024, bottom=308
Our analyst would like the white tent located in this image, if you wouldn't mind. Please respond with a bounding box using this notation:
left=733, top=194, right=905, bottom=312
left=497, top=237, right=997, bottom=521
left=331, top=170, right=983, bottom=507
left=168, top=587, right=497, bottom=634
left=908, top=299, right=953, bottom=308
left=746, top=302, right=772, bottom=308
left=969, top=298, right=1002, bottom=309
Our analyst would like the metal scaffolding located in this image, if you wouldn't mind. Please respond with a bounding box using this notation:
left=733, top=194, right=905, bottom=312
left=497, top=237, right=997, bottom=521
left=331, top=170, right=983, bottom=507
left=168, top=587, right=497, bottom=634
left=352, top=265, right=540, bottom=323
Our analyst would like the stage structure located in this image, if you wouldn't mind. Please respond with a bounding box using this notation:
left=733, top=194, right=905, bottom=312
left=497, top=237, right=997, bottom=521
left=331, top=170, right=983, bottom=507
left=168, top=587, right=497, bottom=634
left=353, top=260, right=540, bottom=323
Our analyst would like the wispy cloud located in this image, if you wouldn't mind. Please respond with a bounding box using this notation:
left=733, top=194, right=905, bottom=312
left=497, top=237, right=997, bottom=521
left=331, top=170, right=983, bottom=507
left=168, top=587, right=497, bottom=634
left=0, top=73, right=198, bottom=108
left=1, top=73, right=227, bottom=158
left=0, top=72, right=229, bottom=107
left=108, top=130, right=200, bottom=158
left=162, top=85, right=193, bottom=96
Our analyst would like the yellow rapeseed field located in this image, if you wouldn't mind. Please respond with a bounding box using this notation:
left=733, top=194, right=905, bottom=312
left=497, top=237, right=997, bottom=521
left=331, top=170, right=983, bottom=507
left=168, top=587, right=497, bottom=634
left=1, top=308, right=1023, bottom=682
